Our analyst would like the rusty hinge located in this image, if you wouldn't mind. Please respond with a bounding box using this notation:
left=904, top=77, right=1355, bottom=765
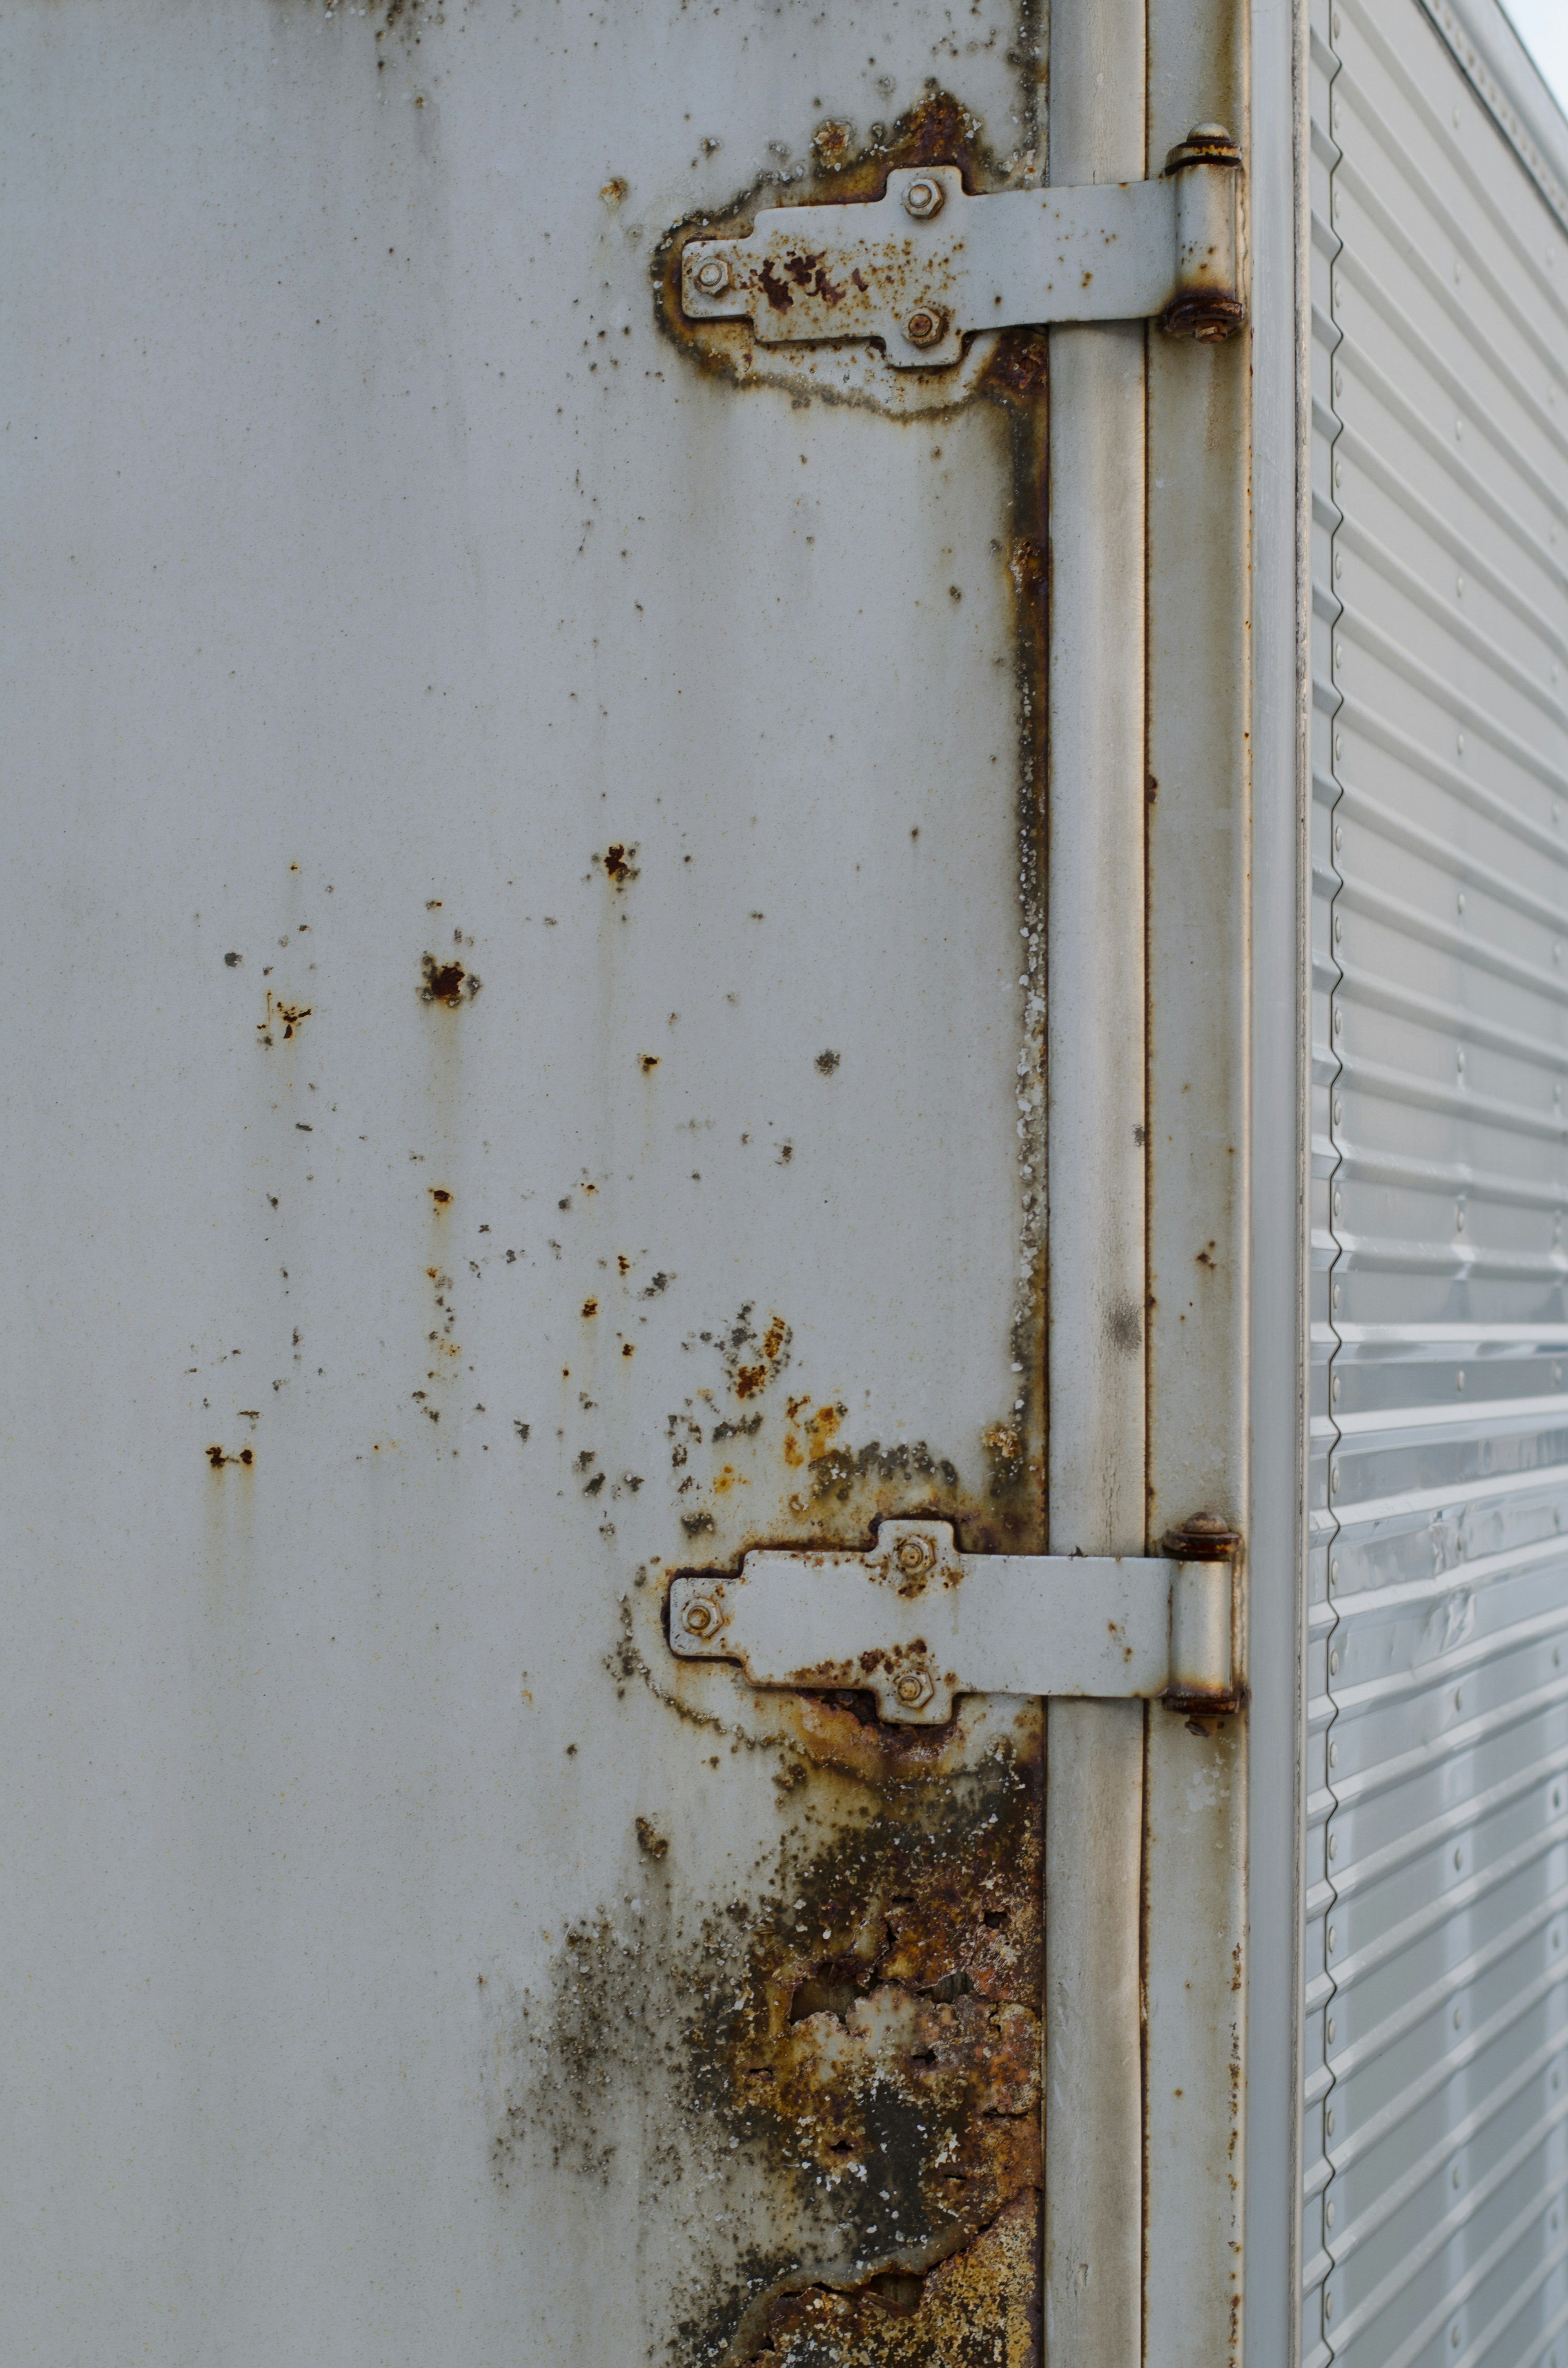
left=668, top=1514, right=1240, bottom=1724
left=679, top=125, right=1244, bottom=369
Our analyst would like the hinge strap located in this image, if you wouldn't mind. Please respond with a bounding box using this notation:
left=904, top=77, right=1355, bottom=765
left=680, top=127, right=1244, bottom=369
left=669, top=1516, right=1238, bottom=1724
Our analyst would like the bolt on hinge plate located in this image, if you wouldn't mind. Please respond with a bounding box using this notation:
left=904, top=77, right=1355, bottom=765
left=680, top=127, right=1244, bottom=368
left=669, top=1516, right=1238, bottom=1724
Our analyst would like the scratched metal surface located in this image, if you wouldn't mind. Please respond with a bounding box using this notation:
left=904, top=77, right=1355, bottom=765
left=1308, top=0, right=1568, bottom=2361
left=0, top=4, right=1051, bottom=2362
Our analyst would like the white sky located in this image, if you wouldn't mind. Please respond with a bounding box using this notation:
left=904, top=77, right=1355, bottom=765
left=1504, top=0, right=1568, bottom=116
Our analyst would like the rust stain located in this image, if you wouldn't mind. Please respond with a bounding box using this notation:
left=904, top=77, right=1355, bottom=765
left=420, top=954, right=480, bottom=1006
left=255, top=990, right=312, bottom=1048
left=634, top=85, right=1053, bottom=2365
left=812, top=120, right=854, bottom=172
left=602, top=843, right=639, bottom=886
left=655, top=90, right=1047, bottom=418
left=206, top=1445, right=254, bottom=1469
left=494, top=1703, right=1041, bottom=2366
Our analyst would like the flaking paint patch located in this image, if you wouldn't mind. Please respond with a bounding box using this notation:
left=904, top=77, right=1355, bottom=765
left=490, top=1699, right=1041, bottom=2365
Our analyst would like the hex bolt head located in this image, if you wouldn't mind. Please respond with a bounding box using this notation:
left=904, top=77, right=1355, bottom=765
left=904, top=305, right=946, bottom=348
left=904, top=177, right=945, bottom=221
left=693, top=254, right=731, bottom=295
left=893, top=1668, right=935, bottom=1710
left=894, top=1536, right=933, bottom=1577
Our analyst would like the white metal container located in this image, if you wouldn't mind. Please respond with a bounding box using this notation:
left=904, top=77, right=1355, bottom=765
left=2, top=0, right=1566, bottom=2359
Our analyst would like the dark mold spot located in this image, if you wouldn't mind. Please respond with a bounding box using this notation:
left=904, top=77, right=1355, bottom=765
left=1107, top=1294, right=1142, bottom=1356
left=814, top=1051, right=841, bottom=1075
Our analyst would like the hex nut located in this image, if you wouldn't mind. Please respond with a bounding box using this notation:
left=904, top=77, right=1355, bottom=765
left=693, top=254, right=731, bottom=295
left=893, top=1668, right=936, bottom=1710
left=904, top=177, right=945, bottom=221
left=682, top=1594, right=723, bottom=1638
left=904, top=304, right=946, bottom=348
left=894, top=1535, right=933, bottom=1577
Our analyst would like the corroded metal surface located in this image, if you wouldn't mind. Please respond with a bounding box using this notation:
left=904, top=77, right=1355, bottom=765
left=657, top=91, right=1034, bottom=415
left=494, top=1696, right=1042, bottom=2365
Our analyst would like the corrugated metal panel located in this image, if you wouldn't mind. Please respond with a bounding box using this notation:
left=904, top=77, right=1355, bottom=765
left=1308, top=2, right=1568, bottom=2361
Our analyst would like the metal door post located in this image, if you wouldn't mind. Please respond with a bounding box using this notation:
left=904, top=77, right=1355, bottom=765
left=1043, top=0, right=1150, bottom=2360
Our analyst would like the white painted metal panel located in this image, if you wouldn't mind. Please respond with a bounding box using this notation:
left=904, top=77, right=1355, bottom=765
left=1309, top=2, right=1568, bottom=2360
left=0, top=6, right=1053, bottom=2361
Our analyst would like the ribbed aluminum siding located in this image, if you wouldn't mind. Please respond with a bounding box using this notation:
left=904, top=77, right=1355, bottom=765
left=1307, top=3, right=1568, bottom=2362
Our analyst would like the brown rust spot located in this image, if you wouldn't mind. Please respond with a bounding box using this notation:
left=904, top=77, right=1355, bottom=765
left=812, top=120, right=854, bottom=172
left=759, top=259, right=795, bottom=314
left=206, top=1445, right=254, bottom=1469
left=635, top=1816, right=669, bottom=1861
left=420, top=954, right=480, bottom=1006
left=983, top=333, right=1050, bottom=404
left=255, top=990, right=312, bottom=1048
left=602, top=843, right=639, bottom=886
left=430, top=1188, right=452, bottom=1207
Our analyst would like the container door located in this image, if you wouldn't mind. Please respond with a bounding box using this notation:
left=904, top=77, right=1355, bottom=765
left=0, top=1, right=1247, bottom=2362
